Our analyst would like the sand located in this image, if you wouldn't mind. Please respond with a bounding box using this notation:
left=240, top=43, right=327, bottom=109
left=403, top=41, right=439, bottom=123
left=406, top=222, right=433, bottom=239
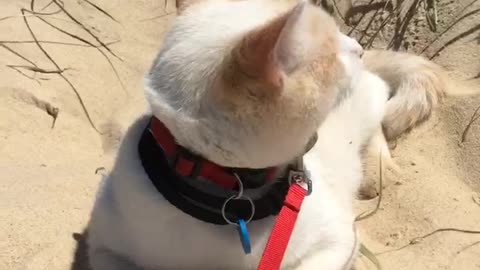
left=0, top=0, right=479, bottom=270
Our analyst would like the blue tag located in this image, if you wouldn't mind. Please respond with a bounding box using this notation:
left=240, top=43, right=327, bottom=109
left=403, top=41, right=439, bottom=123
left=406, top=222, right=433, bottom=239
left=237, top=219, right=251, bottom=254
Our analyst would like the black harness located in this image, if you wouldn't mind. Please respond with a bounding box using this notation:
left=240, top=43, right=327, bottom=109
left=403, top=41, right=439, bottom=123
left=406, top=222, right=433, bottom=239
left=138, top=125, right=291, bottom=225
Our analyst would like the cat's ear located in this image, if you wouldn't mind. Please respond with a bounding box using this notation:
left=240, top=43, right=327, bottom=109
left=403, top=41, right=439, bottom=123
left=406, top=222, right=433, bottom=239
left=233, top=2, right=338, bottom=90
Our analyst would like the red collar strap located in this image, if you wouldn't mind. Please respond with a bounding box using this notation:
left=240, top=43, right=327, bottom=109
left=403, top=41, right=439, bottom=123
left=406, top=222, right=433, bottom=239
left=148, top=117, right=277, bottom=189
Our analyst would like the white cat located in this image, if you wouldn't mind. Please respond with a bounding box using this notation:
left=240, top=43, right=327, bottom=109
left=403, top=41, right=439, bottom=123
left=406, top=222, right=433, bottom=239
left=87, top=1, right=447, bottom=269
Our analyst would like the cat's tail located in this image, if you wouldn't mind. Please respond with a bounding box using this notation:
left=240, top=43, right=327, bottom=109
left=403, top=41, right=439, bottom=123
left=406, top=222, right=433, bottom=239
left=363, top=49, right=479, bottom=140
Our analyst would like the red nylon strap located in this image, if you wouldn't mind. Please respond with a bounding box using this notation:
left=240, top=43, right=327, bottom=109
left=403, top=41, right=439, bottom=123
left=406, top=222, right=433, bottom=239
left=257, top=184, right=307, bottom=270
left=149, top=117, right=277, bottom=189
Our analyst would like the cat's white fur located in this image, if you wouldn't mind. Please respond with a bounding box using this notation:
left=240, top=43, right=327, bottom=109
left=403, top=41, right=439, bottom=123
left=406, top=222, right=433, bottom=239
left=87, top=0, right=445, bottom=269
left=87, top=72, right=387, bottom=270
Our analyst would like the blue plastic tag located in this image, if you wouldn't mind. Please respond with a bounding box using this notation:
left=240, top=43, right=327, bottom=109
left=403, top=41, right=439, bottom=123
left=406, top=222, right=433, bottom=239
left=237, top=219, right=251, bottom=254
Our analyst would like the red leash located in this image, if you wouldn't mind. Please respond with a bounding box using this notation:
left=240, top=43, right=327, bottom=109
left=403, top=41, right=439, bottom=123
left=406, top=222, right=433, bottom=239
left=257, top=178, right=309, bottom=270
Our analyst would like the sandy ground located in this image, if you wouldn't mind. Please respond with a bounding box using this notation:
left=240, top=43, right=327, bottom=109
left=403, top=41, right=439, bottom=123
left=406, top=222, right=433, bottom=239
left=0, top=0, right=479, bottom=270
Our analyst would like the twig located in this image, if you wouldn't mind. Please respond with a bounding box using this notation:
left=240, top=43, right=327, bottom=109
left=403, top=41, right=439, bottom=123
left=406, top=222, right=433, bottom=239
left=460, top=105, right=480, bottom=143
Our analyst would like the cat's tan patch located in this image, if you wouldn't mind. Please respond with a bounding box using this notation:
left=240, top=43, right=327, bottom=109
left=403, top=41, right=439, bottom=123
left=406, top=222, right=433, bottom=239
left=233, top=11, right=291, bottom=91
left=310, top=27, right=342, bottom=87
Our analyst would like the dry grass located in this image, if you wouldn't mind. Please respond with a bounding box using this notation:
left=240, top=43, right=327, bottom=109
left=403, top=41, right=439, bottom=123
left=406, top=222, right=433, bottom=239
left=0, top=0, right=125, bottom=133
left=327, top=0, right=480, bottom=55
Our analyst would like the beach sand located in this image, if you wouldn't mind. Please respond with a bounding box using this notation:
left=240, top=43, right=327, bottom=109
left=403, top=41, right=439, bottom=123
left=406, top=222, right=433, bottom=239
left=1, top=0, right=479, bottom=269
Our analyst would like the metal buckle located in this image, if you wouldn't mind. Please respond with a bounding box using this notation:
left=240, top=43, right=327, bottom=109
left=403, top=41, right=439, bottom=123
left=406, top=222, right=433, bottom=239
left=288, top=170, right=312, bottom=196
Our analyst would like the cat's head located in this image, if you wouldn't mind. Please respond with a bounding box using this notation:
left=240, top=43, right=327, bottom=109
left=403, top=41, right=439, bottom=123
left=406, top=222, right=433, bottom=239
left=145, top=0, right=363, bottom=168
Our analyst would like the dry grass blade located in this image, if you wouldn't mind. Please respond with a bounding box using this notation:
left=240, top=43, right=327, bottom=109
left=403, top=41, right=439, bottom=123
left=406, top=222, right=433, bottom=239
left=30, top=16, right=127, bottom=94
left=0, top=43, right=38, bottom=66
left=409, top=228, right=480, bottom=244
left=40, top=0, right=56, bottom=11
left=83, top=0, right=119, bottom=23
left=358, top=9, right=382, bottom=43
left=429, top=23, right=480, bottom=59
left=456, top=240, right=480, bottom=254
left=425, top=0, right=438, bottom=32
left=461, top=104, right=480, bottom=143
left=6, top=65, right=67, bottom=74
left=8, top=66, right=42, bottom=83
left=20, top=5, right=101, bottom=133
left=347, top=0, right=376, bottom=36
left=1, top=40, right=119, bottom=47
left=360, top=243, right=383, bottom=270
left=355, top=151, right=385, bottom=269
left=331, top=0, right=348, bottom=25
left=356, top=151, right=384, bottom=222
left=140, top=12, right=175, bottom=22
left=0, top=15, right=26, bottom=22
left=30, top=0, right=64, bottom=16
left=377, top=228, right=480, bottom=255
left=388, top=0, right=422, bottom=50
left=51, top=0, right=121, bottom=60
left=421, top=2, right=480, bottom=54
left=365, top=12, right=395, bottom=48
left=358, top=1, right=393, bottom=44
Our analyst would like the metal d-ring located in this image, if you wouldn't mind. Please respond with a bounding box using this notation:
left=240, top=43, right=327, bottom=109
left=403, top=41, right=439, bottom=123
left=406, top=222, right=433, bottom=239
left=233, top=173, right=244, bottom=199
left=221, top=173, right=255, bottom=225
